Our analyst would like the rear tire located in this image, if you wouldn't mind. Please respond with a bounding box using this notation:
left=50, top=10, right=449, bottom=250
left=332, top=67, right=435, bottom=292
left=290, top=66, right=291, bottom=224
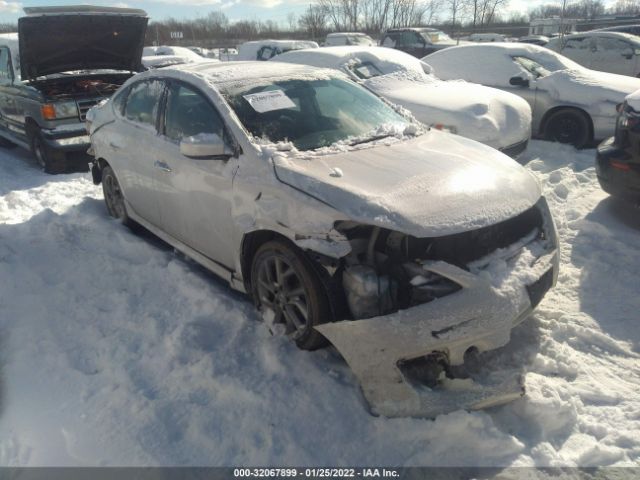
left=101, top=165, right=136, bottom=228
left=543, top=108, right=591, bottom=148
left=251, top=239, right=330, bottom=350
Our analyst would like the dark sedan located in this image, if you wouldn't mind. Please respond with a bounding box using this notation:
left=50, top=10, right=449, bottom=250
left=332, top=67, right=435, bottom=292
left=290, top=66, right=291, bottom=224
left=596, top=99, right=640, bottom=203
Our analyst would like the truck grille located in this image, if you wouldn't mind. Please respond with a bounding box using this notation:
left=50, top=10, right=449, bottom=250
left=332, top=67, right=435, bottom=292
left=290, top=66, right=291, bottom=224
left=76, top=98, right=101, bottom=121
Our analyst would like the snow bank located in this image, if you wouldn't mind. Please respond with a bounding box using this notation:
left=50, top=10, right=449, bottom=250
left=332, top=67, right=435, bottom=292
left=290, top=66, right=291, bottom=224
left=1, top=140, right=640, bottom=466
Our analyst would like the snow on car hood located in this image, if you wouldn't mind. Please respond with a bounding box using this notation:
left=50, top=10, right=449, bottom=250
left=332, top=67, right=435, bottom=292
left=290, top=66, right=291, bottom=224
left=18, top=8, right=148, bottom=79
left=537, top=68, right=640, bottom=110
left=273, top=131, right=541, bottom=238
left=364, top=75, right=531, bottom=149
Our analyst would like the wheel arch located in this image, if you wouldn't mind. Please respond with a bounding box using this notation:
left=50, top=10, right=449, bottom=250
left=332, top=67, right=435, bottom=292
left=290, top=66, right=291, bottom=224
left=539, top=105, right=594, bottom=140
left=239, top=229, right=347, bottom=322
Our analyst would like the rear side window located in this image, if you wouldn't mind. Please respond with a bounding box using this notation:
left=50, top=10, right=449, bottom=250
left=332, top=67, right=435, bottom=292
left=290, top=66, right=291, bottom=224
left=124, top=80, right=164, bottom=128
left=164, top=83, right=225, bottom=142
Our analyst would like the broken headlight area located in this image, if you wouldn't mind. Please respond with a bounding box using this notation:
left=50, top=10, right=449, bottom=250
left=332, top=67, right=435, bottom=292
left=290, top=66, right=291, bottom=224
left=334, top=201, right=547, bottom=321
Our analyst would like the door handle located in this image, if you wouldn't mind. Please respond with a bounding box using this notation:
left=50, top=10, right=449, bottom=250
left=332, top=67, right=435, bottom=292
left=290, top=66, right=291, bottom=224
left=154, top=160, right=172, bottom=173
left=109, top=142, right=121, bottom=151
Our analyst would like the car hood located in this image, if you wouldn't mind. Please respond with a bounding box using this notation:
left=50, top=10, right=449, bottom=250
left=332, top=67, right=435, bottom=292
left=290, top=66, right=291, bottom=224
left=273, top=131, right=541, bottom=238
left=363, top=76, right=531, bottom=148
left=538, top=68, right=640, bottom=107
left=18, top=8, right=148, bottom=80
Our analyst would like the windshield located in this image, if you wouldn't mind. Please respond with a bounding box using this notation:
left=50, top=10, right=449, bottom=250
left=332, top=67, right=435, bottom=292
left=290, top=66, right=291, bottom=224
left=348, top=61, right=384, bottom=79
left=222, top=77, right=409, bottom=151
left=420, top=30, right=453, bottom=44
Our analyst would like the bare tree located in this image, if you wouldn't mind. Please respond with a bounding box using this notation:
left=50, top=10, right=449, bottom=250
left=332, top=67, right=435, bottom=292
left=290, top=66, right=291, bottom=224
left=299, top=5, right=328, bottom=39
left=286, top=12, right=298, bottom=32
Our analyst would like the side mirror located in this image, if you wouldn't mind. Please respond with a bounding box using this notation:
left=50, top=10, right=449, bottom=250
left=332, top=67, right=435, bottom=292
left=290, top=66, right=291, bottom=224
left=622, top=48, right=634, bottom=59
left=420, top=61, right=433, bottom=75
left=509, top=75, right=530, bottom=87
left=180, top=133, right=229, bottom=158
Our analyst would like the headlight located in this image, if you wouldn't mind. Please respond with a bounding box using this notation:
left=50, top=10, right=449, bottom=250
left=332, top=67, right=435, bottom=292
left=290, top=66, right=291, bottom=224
left=41, top=101, right=79, bottom=120
left=54, top=101, right=79, bottom=119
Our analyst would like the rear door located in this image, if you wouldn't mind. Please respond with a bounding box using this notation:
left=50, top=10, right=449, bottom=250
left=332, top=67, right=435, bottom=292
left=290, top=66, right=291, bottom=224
left=559, top=36, right=593, bottom=68
left=152, top=80, right=237, bottom=268
left=109, top=78, right=166, bottom=226
left=592, top=36, right=636, bottom=76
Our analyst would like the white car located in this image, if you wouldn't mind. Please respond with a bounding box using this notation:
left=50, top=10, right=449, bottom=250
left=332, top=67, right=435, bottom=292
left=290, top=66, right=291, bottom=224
left=236, top=40, right=319, bottom=61
left=425, top=43, right=640, bottom=148
left=325, top=32, right=375, bottom=46
left=273, top=46, right=532, bottom=157
left=87, top=61, right=559, bottom=418
left=546, top=31, right=640, bottom=77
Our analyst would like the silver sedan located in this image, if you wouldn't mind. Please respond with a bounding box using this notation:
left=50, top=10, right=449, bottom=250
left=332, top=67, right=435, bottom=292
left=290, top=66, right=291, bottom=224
left=87, top=62, right=558, bottom=417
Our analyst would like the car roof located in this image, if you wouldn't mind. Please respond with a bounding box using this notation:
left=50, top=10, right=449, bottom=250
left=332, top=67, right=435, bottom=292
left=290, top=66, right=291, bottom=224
left=385, top=27, right=440, bottom=33
left=327, top=32, right=370, bottom=37
left=150, top=61, right=340, bottom=85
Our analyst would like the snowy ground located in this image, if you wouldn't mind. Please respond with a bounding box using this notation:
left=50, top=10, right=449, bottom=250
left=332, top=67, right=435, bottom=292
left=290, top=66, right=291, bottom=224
left=0, top=141, right=639, bottom=467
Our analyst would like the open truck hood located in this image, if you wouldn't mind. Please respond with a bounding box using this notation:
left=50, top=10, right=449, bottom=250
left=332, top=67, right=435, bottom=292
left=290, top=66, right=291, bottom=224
left=274, top=131, right=541, bottom=238
left=18, top=6, right=148, bottom=80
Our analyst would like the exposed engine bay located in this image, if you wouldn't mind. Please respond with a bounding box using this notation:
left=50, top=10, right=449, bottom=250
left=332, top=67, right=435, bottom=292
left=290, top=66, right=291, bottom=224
left=335, top=203, right=545, bottom=321
left=310, top=199, right=557, bottom=417
left=29, top=73, right=130, bottom=100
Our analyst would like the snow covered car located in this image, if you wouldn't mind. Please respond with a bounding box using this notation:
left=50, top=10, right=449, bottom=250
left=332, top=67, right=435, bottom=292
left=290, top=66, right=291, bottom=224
left=236, top=40, right=319, bottom=61
left=425, top=43, right=640, bottom=148
left=86, top=62, right=559, bottom=417
left=274, top=46, right=532, bottom=157
left=325, top=32, right=375, bottom=47
left=596, top=91, right=640, bottom=202
left=380, top=27, right=460, bottom=57
left=546, top=31, right=640, bottom=77
left=0, top=6, right=148, bottom=173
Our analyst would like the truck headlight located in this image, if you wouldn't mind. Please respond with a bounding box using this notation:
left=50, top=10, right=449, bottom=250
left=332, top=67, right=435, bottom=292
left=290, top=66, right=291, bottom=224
left=41, top=101, right=79, bottom=120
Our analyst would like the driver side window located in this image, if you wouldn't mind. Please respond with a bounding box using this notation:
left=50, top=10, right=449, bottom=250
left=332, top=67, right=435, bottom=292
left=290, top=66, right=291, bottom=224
left=164, top=83, right=225, bottom=143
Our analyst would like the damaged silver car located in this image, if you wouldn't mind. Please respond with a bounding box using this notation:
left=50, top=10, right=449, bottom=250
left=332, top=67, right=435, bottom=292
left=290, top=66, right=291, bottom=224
left=87, top=62, right=559, bottom=417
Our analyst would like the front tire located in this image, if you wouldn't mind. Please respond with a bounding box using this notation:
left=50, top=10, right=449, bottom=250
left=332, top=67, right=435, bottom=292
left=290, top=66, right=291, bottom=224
left=101, top=165, right=135, bottom=228
left=251, top=239, right=330, bottom=350
left=29, top=130, right=57, bottom=173
left=544, top=108, right=591, bottom=148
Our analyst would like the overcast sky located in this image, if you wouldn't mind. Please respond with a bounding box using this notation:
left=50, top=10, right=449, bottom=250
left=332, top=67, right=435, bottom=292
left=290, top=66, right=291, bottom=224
left=0, top=0, right=620, bottom=25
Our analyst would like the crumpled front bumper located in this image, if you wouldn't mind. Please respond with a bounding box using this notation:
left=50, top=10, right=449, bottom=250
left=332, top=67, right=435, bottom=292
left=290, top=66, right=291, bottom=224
left=316, top=212, right=559, bottom=418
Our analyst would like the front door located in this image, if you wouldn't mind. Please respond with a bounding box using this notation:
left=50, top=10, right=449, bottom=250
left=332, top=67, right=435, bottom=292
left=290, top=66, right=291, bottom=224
left=152, top=81, right=237, bottom=268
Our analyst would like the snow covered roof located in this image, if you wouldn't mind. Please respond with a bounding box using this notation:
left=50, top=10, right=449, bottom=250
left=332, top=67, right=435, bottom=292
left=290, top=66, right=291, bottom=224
left=274, top=46, right=427, bottom=77
left=327, top=32, right=370, bottom=37
left=159, top=61, right=339, bottom=86
left=550, top=30, right=640, bottom=45
left=237, top=40, right=319, bottom=61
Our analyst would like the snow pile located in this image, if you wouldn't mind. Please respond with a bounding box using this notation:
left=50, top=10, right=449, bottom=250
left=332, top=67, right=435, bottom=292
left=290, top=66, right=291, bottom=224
left=1, top=140, right=640, bottom=466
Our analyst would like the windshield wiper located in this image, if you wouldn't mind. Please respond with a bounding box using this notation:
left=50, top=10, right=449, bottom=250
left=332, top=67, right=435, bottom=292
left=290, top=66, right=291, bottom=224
left=348, top=133, right=394, bottom=146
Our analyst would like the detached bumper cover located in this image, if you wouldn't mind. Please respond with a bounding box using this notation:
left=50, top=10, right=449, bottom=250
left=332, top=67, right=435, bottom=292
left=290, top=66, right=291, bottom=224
left=316, top=202, right=559, bottom=417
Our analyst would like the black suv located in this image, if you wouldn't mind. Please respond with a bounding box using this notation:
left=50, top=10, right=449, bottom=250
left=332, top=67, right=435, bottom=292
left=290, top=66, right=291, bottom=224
left=0, top=6, right=147, bottom=173
left=596, top=100, right=640, bottom=203
left=380, top=27, right=458, bottom=58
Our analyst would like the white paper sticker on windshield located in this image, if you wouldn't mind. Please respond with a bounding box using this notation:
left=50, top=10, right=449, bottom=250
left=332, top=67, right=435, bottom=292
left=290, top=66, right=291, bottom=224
left=243, top=90, right=296, bottom=113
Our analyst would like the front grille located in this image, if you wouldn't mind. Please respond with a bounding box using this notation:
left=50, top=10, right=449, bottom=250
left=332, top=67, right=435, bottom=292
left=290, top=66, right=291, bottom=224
left=76, top=98, right=101, bottom=121
left=406, top=204, right=545, bottom=268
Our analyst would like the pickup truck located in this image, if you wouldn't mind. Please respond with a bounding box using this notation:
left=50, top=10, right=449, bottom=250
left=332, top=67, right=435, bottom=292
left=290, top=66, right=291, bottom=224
left=0, top=6, right=148, bottom=173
